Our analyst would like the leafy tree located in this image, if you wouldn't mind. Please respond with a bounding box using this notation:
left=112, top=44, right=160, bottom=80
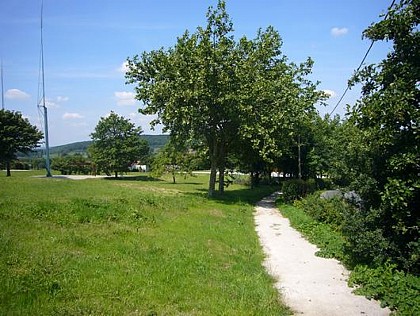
left=346, top=0, right=419, bottom=273
left=235, top=27, right=326, bottom=181
left=307, top=114, right=353, bottom=183
left=151, top=140, right=198, bottom=183
left=89, top=112, right=149, bottom=178
left=0, top=109, right=43, bottom=176
left=126, top=0, right=325, bottom=196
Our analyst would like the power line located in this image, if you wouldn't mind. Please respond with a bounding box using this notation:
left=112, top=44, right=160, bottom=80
left=329, top=0, right=396, bottom=116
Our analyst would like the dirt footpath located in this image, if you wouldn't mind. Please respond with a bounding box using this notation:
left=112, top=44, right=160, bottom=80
left=254, top=192, right=390, bottom=316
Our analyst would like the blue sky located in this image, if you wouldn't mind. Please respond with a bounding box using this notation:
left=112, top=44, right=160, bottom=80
left=1, top=0, right=393, bottom=146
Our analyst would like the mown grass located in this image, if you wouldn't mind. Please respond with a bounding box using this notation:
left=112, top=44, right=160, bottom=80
left=0, top=170, right=290, bottom=315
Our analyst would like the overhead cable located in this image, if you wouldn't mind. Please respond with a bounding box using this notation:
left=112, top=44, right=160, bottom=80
left=329, top=0, right=396, bottom=116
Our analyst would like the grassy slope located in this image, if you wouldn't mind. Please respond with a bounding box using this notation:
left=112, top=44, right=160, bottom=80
left=0, top=171, right=290, bottom=315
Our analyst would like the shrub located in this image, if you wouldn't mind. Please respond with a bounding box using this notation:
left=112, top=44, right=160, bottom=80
left=281, top=179, right=317, bottom=203
left=294, top=193, right=348, bottom=230
left=349, top=263, right=420, bottom=315
left=341, top=207, right=390, bottom=267
left=315, top=177, right=333, bottom=190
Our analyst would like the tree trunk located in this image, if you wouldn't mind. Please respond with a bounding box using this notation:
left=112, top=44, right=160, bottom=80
left=218, top=167, right=225, bottom=194
left=209, top=161, right=217, bottom=197
left=6, top=160, right=11, bottom=177
left=172, top=172, right=176, bottom=184
left=208, top=138, right=218, bottom=197
left=218, top=143, right=226, bottom=194
left=114, top=171, right=118, bottom=178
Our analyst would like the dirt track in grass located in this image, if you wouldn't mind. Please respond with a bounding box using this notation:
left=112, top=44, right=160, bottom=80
left=254, top=192, right=390, bottom=316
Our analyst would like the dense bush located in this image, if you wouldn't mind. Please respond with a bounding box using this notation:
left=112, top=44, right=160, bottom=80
left=294, top=193, right=349, bottom=230
left=341, top=206, right=390, bottom=267
left=51, top=155, right=93, bottom=175
left=281, top=179, right=317, bottom=203
left=314, top=177, right=333, bottom=190
left=10, top=160, right=31, bottom=170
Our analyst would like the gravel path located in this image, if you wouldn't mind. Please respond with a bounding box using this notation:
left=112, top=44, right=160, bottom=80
left=254, top=192, right=391, bottom=316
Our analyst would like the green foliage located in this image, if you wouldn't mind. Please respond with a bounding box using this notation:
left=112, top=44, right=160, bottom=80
left=89, top=112, right=150, bottom=177
left=294, top=193, right=349, bottom=229
left=0, top=109, right=43, bottom=176
left=126, top=0, right=325, bottom=196
left=314, top=177, right=333, bottom=190
left=51, top=155, right=93, bottom=175
left=150, top=140, right=199, bottom=183
left=345, top=0, right=420, bottom=274
left=342, top=207, right=390, bottom=267
left=281, top=179, right=316, bottom=203
left=349, top=264, right=420, bottom=315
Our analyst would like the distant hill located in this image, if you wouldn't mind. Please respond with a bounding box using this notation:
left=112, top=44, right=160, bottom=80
left=142, top=135, right=170, bottom=152
left=49, top=141, right=92, bottom=156
left=19, top=135, right=169, bottom=158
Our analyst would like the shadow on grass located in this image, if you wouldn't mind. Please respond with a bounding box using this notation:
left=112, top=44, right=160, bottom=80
left=103, top=175, right=163, bottom=182
left=186, top=185, right=279, bottom=206
left=171, top=182, right=204, bottom=186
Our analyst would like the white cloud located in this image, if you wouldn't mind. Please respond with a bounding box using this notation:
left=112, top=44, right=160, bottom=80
left=115, top=91, right=137, bottom=106
left=57, top=96, right=69, bottom=102
left=42, top=96, right=69, bottom=108
left=117, top=61, right=129, bottom=73
left=45, top=99, right=59, bottom=108
left=323, top=89, right=337, bottom=98
left=5, top=88, right=30, bottom=99
left=63, top=112, right=84, bottom=119
left=331, top=27, right=348, bottom=37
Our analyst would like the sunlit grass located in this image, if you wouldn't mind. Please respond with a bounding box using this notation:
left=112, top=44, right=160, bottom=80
left=0, top=171, right=290, bottom=315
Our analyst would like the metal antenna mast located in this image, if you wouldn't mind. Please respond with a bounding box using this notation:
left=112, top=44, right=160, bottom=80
left=39, top=0, right=52, bottom=177
left=1, top=59, right=4, bottom=110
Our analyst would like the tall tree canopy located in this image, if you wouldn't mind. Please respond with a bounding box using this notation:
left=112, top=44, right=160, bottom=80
left=347, top=0, right=419, bottom=272
left=126, top=0, right=324, bottom=196
left=0, top=109, right=43, bottom=177
left=89, top=112, right=149, bottom=177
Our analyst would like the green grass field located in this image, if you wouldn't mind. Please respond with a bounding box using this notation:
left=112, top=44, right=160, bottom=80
left=0, top=171, right=290, bottom=315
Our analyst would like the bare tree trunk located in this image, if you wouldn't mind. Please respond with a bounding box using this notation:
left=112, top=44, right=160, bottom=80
left=6, top=160, right=11, bottom=177
left=209, top=160, right=217, bottom=197
left=208, top=139, right=217, bottom=197
left=218, top=143, right=226, bottom=194
left=218, top=167, right=225, bottom=194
